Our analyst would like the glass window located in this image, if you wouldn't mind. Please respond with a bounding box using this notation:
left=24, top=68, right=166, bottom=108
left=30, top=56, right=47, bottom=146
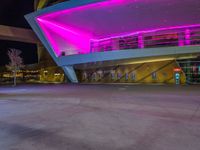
left=111, top=73, right=115, bottom=80
left=125, top=73, right=129, bottom=80
left=131, top=72, right=136, bottom=80
left=117, top=73, right=122, bottom=79
left=152, top=72, right=157, bottom=80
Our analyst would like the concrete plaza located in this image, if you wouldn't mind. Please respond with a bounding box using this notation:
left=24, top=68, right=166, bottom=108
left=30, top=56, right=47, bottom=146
left=0, top=84, right=200, bottom=150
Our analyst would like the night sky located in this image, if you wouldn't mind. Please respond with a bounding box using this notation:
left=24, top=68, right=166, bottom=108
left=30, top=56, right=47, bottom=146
left=0, top=0, right=37, bottom=66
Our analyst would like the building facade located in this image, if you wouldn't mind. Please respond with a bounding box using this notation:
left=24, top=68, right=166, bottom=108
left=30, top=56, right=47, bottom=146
left=26, top=0, right=200, bottom=84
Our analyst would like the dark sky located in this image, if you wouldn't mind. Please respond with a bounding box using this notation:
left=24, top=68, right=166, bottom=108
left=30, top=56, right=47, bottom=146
left=0, top=0, right=37, bottom=66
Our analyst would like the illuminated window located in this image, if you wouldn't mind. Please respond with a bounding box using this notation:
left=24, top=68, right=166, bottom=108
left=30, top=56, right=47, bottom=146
left=152, top=72, right=157, bottom=80
left=125, top=73, right=129, bottom=80
left=131, top=72, right=136, bottom=80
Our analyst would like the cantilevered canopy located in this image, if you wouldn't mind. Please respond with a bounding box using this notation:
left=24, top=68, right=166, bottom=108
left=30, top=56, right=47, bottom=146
left=28, top=0, right=200, bottom=57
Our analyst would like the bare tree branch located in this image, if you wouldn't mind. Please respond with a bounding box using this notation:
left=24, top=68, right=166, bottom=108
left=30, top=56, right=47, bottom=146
left=6, top=48, right=24, bottom=86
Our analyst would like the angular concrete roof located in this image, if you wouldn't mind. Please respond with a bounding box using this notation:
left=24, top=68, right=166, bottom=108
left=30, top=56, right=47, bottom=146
left=27, top=0, right=200, bottom=57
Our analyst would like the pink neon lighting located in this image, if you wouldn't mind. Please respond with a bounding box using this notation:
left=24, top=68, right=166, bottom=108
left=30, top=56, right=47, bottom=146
left=40, top=0, right=126, bottom=20
left=36, top=0, right=200, bottom=57
left=38, top=17, right=200, bottom=56
left=37, top=0, right=135, bottom=56
left=138, top=34, right=144, bottom=49
left=185, top=29, right=191, bottom=45
left=37, top=18, right=80, bottom=36
left=37, top=19, right=61, bottom=56
left=90, top=24, right=200, bottom=42
left=37, top=18, right=91, bottom=56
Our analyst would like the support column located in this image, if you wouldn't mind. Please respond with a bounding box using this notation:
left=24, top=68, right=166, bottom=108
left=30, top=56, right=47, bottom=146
left=138, top=33, right=144, bottom=49
left=62, top=66, right=78, bottom=83
left=178, top=32, right=184, bottom=47
left=185, top=29, right=191, bottom=45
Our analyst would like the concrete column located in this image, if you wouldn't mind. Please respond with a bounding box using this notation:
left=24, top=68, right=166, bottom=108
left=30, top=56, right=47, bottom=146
left=62, top=66, right=78, bottom=83
left=185, top=29, right=191, bottom=45
left=138, top=34, right=144, bottom=49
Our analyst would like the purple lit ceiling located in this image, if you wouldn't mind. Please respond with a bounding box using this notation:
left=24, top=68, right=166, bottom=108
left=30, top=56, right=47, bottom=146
left=37, top=0, right=200, bottom=56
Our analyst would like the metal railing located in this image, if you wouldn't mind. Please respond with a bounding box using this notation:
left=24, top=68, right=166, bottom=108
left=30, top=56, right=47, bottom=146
left=91, top=26, right=200, bottom=53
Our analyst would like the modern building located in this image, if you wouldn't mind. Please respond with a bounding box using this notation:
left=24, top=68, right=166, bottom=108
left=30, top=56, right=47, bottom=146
left=26, top=0, right=200, bottom=84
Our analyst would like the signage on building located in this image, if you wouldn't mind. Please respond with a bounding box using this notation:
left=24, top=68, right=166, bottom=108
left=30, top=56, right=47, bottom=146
left=173, top=67, right=182, bottom=72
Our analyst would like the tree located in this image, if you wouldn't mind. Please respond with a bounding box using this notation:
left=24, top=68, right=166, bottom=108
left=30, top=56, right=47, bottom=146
left=6, top=49, right=24, bottom=86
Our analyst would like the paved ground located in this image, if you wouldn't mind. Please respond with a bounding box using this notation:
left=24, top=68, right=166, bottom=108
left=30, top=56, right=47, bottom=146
left=0, top=84, right=200, bottom=150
